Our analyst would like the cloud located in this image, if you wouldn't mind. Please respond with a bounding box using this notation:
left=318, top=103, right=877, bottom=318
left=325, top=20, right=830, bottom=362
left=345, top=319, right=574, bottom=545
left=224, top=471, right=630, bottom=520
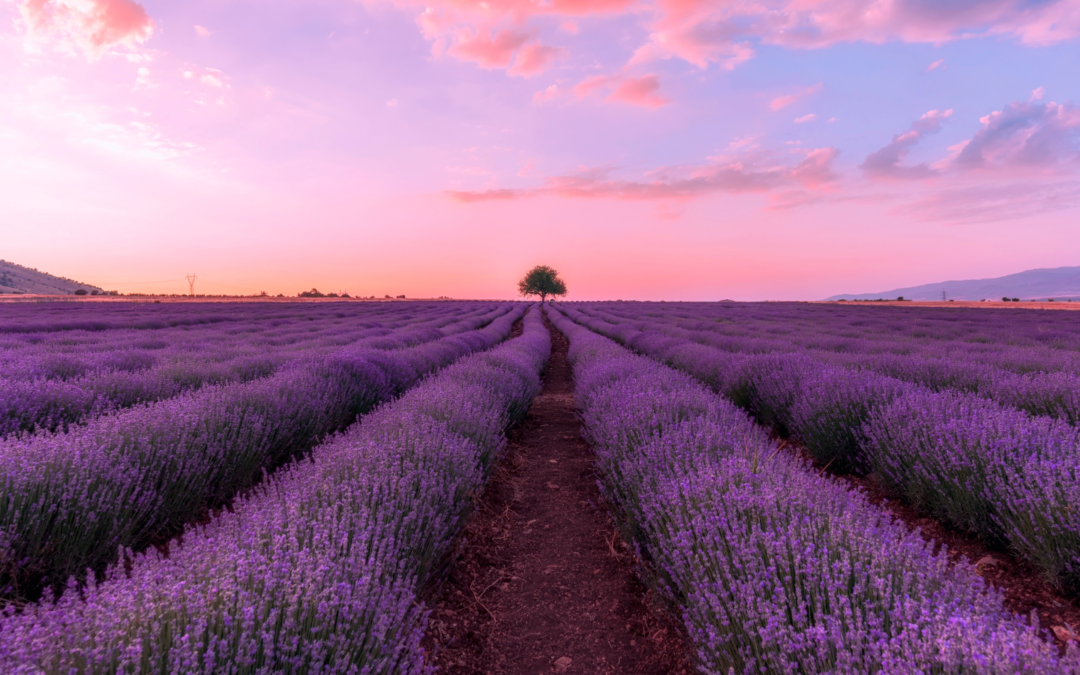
left=630, top=25, right=756, bottom=69
left=571, top=73, right=670, bottom=108
left=363, top=0, right=1080, bottom=78
left=447, top=141, right=840, bottom=203
left=448, top=188, right=527, bottom=202
left=861, top=109, right=953, bottom=179
left=432, top=27, right=562, bottom=77
left=533, top=84, right=560, bottom=104
left=926, top=59, right=946, bottom=72
left=789, top=147, right=841, bottom=188
left=794, top=114, right=816, bottom=124
left=194, top=24, right=210, bottom=38
left=954, top=100, right=1080, bottom=171
left=446, top=29, right=532, bottom=69
left=862, top=96, right=1080, bottom=222
left=895, top=181, right=1080, bottom=223
left=573, top=74, right=611, bottom=98
left=509, top=43, right=565, bottom=77
left=607, top=74, right=669, bottom=108
left=637, top=0, right=1080, bottom=72
left=770, top=83, right=822, bottom=111
left=386, top=98, right=399, bottom=107
left=19, top=0, right=155, bottom=56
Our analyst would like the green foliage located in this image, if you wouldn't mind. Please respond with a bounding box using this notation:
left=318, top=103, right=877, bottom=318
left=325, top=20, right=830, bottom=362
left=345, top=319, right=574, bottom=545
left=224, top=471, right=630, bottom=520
left=517, top=265, right=567, bottom=302
left=298, top=288, right=344, bottom=298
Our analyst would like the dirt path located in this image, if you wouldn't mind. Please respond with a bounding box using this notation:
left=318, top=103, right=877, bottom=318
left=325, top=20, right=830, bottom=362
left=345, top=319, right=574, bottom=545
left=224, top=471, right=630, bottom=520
left=421, top=313, right=692, bottom=675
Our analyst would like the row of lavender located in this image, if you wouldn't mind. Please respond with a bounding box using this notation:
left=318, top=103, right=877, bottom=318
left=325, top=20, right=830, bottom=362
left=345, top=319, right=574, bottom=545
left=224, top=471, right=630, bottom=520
left=0, top=304, right=523, bottom=600
left=560, top=303, right=1080, bottom=592
left=586, top=302, right=1080, bottom=423
left=595, top=301, right=1080, bottom=371
left=0, top=302, right=479, bottom=378
left=548, top=306, right=1077, bottom=673
left=0, top=306, right=550, bottom=674
left=0, top=304, right=450, bottom=381
left=0, top=299, right=403, bottom=334
left=1, top=302, right=509, bottom=436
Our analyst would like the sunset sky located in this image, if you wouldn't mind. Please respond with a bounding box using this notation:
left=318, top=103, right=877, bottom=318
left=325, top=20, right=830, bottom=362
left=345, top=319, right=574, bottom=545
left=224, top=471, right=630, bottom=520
left=2, top=0, right=1079, bottom=299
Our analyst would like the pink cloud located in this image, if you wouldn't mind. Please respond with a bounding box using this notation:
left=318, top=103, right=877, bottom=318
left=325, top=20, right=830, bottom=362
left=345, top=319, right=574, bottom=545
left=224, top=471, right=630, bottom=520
left=571, top=73, right=670, bottom=107
left=447, top=141, right=840, bottom=202
left=631, top=26, right=756, bottom=69
left=630, top=0, right=1080, bottom=72
left=365, top=0, right=1080, bottom=77
left=954, top=100, right=1080, bottom=171
left=770, top=83, right=823, bottom=111
left=194, top=25, right=210, bottom=38
left=607, top=74, right=669, bottom=108
left=509, top=43, right=565, bottom=77
left=546, top=0, right=636, bottom=12
left=863, top=96, right=1080, bottom=222
left=446, top=29, right=532, bottom=69
left=20, top=0, right=154, bottom=55
left=926, top=58, right=945, bottom=72
left=789, top=147, right=841, bottom=188
left=794, top=114, right=816, bottom=124
left=862, top=109, right=953, bottom=180
left=573, top=74, right=612, bottom=98
left=533, top=84, right=560, bottom=104
left=895, top=181, right=1080, bottom=223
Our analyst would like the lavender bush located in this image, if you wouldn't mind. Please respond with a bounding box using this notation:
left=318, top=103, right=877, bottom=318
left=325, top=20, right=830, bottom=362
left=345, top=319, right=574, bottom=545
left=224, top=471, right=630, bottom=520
left=561, top=301, right=1080, bottom=593
left=865, top=390, right=1080, bottom=590
left=0, top=305, right=525, bottom=599
left=0, top=306, right=550, bottom=674
left=0, top=303, right=513, bottom=436
left=549, top=305, right=1077, bottom=673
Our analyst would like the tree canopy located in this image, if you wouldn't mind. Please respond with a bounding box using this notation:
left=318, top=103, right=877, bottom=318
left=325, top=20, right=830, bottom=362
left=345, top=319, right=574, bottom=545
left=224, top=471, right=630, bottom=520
left=518, top=265, right=567, bottom=302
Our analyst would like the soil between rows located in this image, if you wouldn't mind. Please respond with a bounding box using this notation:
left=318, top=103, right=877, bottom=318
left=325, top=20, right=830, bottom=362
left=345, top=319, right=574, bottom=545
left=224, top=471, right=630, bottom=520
left=420, top=313, right=693, bottom=674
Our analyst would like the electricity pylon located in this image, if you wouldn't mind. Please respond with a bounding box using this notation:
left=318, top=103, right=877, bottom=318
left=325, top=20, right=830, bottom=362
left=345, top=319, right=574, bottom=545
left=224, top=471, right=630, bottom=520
left=187, top=274, right=197, bottom=296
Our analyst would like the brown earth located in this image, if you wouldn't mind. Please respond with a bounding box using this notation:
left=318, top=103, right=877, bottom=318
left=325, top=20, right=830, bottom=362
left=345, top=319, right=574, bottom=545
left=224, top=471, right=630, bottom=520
left=420, top=312, right=694, bottom=675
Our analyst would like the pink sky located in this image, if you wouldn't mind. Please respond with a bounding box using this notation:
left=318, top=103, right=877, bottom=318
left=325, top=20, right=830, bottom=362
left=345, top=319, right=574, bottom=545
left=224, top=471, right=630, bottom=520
left=2, top=0, right=1080, bottom=299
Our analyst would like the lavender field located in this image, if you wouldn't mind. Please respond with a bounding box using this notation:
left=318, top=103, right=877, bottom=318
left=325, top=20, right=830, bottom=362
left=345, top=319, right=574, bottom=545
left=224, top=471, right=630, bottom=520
left=546, top=302, right=1080, bottom=672
left=6, top=299, right=1080, bottom=673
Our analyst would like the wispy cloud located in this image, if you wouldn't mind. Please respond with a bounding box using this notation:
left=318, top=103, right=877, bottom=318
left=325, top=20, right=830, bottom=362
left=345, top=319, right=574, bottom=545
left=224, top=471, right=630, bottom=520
left=448, top=141, right=840, bottom=204
left=861, top=109, right=953, bottom=180
left=770, top=83, right=822, bottom=111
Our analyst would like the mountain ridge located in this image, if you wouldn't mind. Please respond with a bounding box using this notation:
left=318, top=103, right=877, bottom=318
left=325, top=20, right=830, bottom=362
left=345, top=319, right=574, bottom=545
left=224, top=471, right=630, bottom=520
left=0, top=260, right=104, bottom=295
left=825, top=266, right=1080, bottom=301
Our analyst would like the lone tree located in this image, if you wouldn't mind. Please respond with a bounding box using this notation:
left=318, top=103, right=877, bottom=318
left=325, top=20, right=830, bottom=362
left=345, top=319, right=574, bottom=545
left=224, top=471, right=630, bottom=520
left=518, top=265, right=567, bottom=302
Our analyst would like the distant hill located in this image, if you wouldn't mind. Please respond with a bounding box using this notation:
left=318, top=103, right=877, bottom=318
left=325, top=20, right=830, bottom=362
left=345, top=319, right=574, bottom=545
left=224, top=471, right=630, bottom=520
left=825, top=266, right=1080, bottom=301
left=0, top=260, right=104, bottom=295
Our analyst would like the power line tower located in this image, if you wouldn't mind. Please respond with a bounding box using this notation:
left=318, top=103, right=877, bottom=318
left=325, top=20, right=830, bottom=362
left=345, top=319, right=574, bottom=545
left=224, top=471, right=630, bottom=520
left=186, top=274, right=197, bottom=297
left=941, top=289, right=947, bottom=302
